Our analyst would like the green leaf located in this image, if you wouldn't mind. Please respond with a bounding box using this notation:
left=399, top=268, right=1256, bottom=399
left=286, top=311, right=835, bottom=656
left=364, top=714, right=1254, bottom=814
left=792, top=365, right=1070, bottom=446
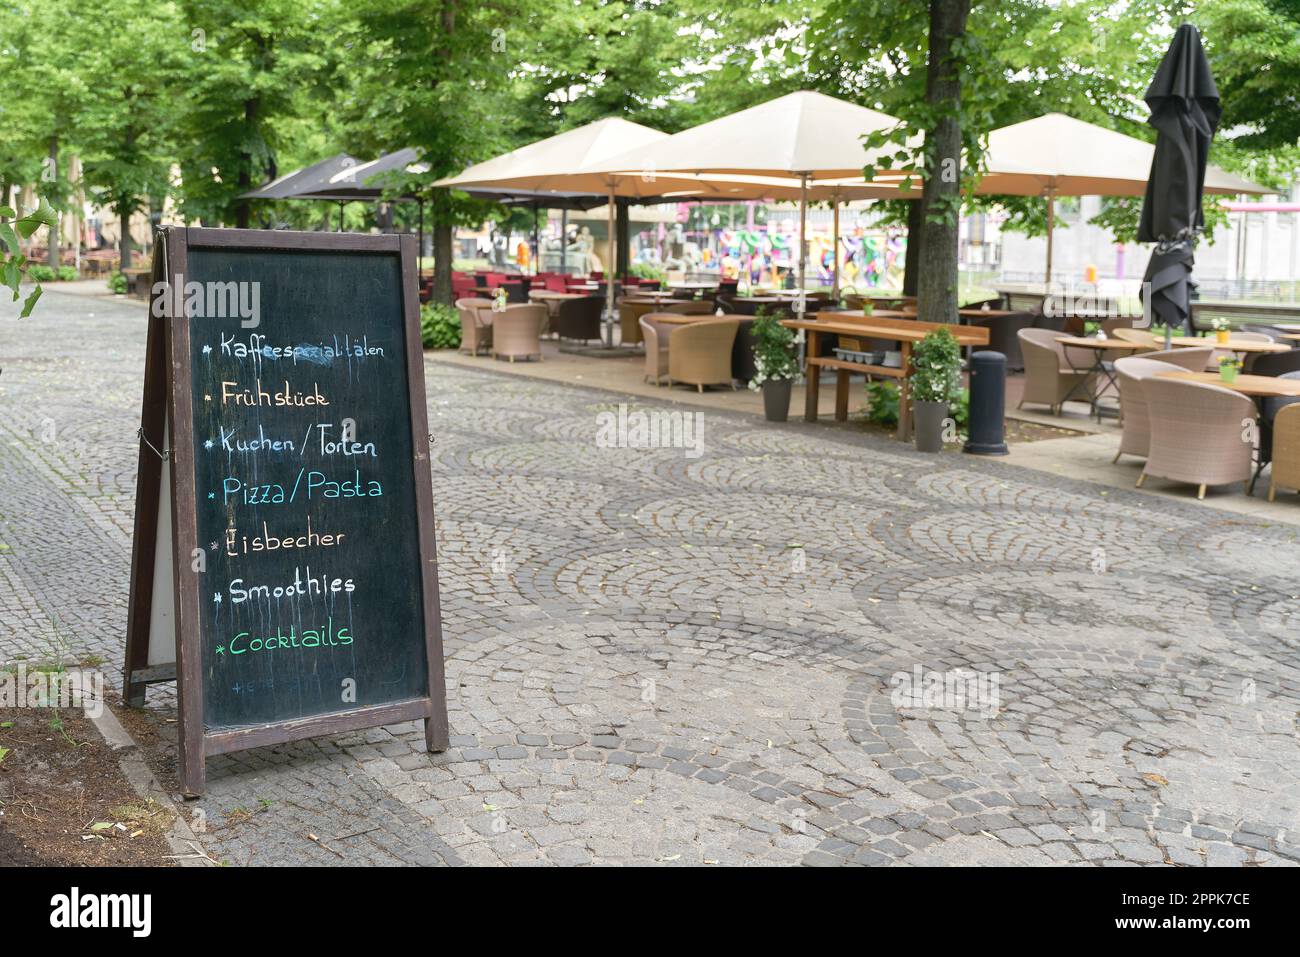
left=3, top=260, right=20, bottom=296
left=0, top=223, right=20, bottom=256
left=15, top=198, right=58, bottom=239
left=20, top=284, right=43, bottom=318
left=0, top=746, right=10, bottom=764
left=0, top=206, right=14, bottom=219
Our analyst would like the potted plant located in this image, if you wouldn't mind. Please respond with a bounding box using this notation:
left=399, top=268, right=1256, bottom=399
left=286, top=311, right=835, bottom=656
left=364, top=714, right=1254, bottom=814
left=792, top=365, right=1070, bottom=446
left=910, top=326, right=962, bottom=453
left=1210, top=316, right=1232, bottom=344
left=749, top=308, right=799, bottom=422
left=1219, top=355, right=1242, bottom=384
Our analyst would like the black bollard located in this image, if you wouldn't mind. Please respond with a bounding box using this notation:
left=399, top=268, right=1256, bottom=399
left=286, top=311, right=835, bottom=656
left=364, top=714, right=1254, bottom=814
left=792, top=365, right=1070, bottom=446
left=963, top=350, right=1009, bottom=456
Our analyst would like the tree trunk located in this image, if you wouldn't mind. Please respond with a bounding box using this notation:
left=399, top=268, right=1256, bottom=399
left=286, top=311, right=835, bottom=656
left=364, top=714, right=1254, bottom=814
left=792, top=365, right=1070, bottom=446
left=903, top=199, right=923, bottom=296
left=120, top=205, right=133, bottom=271
left=47, top=135, right=59, bottom=269
left=236, top=97, right=259, bottom=228
left=433, top=221, right=453, bottom=305
left=916, top=0, right=971, bottom=325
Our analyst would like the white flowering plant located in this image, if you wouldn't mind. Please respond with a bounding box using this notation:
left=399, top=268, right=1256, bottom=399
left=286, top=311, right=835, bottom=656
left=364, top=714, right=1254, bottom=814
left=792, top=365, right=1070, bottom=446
left=748, top=308, right=799, bottom=390
left=909, top=326, right=962, bottom=404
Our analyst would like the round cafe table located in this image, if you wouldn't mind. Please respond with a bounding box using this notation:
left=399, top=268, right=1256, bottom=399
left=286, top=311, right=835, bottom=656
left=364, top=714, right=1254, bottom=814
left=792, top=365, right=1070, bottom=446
left=1055, top=335, right=1154, bottom=420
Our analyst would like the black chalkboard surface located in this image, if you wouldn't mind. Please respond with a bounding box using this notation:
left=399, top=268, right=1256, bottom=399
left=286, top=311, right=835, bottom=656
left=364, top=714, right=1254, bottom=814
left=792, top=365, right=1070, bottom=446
left=125, top=228, right=448, bottom=795
left=187, top=247, right=428, bottom=728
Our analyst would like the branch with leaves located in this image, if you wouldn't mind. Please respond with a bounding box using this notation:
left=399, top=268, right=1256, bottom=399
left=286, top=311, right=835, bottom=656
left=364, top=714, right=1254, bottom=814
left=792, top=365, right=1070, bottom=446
left=0, top=198, right=59, bottom=317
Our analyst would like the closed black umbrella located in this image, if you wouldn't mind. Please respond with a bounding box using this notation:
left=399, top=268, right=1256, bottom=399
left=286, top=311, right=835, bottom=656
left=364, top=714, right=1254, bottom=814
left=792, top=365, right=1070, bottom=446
left=1139, top=23, right=1222, bottom=342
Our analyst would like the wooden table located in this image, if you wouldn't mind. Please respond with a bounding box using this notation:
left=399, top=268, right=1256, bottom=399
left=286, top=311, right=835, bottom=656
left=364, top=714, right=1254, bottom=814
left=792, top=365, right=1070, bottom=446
left=855, top=308, right=916, bottom=320
left=1169, top=335, right=1290, bottom=355
left=882, top=306, right=1020, bottom=320
left=528, top=290, right=586, bottom=329
left=859, top=292, right=916, bottom=304
left=650, top=313, right=725, bottom=326
left=668, top=281, right=719, bottom=294
left=1155, top=370, right=1300, bottom=398
left=782, top=314, right=989, bottom=440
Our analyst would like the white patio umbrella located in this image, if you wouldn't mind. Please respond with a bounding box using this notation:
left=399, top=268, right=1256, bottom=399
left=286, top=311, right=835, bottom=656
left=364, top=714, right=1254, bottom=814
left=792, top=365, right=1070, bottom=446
left=434, top=118, right=833, bottom=342
left=981, top=113, right=1269, bottom=283
left=584, top=91, right=910, bottom=312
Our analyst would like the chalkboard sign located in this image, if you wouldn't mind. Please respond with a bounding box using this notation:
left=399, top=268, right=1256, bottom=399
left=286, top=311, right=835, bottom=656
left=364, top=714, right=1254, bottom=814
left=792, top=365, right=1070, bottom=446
left=125, top=228, right=448, bottom=795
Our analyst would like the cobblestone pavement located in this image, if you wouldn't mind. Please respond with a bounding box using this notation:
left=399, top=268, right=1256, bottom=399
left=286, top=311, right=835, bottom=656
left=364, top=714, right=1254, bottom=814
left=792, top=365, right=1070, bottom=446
left=3, top=289, right=1300, bottom=866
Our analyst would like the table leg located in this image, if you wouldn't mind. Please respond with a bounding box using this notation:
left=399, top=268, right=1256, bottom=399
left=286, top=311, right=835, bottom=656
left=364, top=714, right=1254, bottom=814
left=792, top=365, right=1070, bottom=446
left=898, top=342, right=912, bottom=442
left=1061, top=346, right=1103, bottom=418
left=835, top=369, right=849, bottom=421
left=804, top=330, right=820, bottom=422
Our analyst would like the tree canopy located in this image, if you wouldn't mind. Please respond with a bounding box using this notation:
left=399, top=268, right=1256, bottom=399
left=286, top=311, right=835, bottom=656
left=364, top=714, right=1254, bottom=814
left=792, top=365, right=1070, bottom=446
left=0, top=0, right=1296, bottom=300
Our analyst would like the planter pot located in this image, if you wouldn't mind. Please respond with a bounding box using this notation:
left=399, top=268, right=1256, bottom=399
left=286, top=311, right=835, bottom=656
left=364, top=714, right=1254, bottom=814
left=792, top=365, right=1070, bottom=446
left=1216, top=329, right=1231, bottom=345
left=914, top=399, right=949, bottom=453
left=1220, top=366, right=1240, bottom=384
left=762, top=377, right=793, bottom=422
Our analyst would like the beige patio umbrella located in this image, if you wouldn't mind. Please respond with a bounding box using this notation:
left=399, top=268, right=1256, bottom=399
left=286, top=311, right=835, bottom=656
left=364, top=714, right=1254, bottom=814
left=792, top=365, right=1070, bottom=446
left=434, top=118, right=851, bottom=342
left=583, top=91, right=911, bottom=311
left=980, top=113, right=1269, bottom=282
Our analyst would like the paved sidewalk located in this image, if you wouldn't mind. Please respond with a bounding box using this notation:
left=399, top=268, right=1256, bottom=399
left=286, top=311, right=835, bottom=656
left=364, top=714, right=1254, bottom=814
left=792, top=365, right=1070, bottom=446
left=3, top=290, right=1299, bottom=866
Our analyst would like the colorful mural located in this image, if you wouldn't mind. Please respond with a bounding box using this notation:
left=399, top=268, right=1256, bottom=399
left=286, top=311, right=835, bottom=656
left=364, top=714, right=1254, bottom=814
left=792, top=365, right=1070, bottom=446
left=708, top=225, right=907, bottom=288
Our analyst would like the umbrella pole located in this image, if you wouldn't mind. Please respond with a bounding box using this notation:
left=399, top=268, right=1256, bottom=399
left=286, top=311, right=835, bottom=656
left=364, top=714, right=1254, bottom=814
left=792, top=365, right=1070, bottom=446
left=1044, top=188, right=1054, bottom=287
left=797, top=173, right=808, bottom=315
left=606, top=187, right=616, bottom=347
left=532, top=201, right=540, bottom=276
left=831, top=194, right=840, bottom=302
left=418, top=199, right=424, bottom=283
left=560, top=209, right=568, bottom=275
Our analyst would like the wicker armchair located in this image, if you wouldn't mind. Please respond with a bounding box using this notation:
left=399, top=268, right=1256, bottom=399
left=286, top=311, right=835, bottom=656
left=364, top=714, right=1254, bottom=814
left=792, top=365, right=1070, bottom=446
left=1143, top=346, right=1214, bottom=371
left=492, top=303, right=546, bottom=362
left=668, top=318, right=739, bottom=392
left=456, top=297, right=494, bottom=356
left=1017, top=328, right=1097, bottom=415
left=640, top=315, right=672, bottom=385
left=553, top=295, right=603, bottom=344
left=1112, top=327, right=1158, bottom=349
left=1253, top=370, right=1300, bottom=494
left=1139, top=377, right=1256, bottom=499
left=1246, top=348, right=1300, bottom=377
left=1268, top=402, right=1300, bottom=501
left=1112, top=356, right=1185, bottom=463
left=619, top=299, right=661, bottom=346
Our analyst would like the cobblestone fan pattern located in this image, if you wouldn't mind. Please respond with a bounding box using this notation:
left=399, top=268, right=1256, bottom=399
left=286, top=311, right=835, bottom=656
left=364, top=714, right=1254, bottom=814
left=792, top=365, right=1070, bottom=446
left=3, top=291, right=1300, bottom=866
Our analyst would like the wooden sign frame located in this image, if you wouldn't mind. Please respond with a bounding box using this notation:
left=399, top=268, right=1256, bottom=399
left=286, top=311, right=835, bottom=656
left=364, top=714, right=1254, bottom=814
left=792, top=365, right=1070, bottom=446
left=124, top=227, right=448, bottom=796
